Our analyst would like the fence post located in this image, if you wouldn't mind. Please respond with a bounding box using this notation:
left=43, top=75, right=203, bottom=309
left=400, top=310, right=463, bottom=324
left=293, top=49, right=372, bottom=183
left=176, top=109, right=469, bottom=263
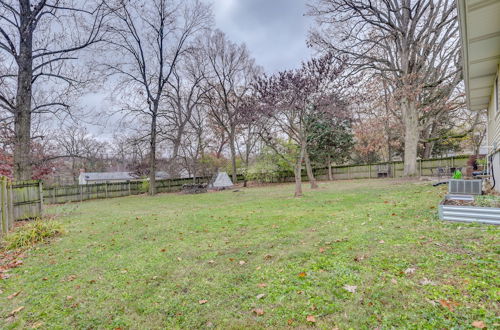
left=38, top=181, right=43, bottom=217
left=369, top=164, right=372, bottom=178
left=8, top=181, right=14, bottom=230
left=105, top=182, right=108, bottom=198
left=1, top=178, right=8, bottom=234
left=52, top=188, right=56, bottom=204
left=419, top=159, right=422, bottom=177
left=80, top=185, right=83, bottom=202
left=128, top=182, right=131, bottom=195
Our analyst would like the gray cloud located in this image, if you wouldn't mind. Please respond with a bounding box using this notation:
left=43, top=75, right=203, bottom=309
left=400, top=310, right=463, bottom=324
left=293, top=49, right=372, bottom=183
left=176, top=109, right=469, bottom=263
left=213, top=0, right=314, bottom=73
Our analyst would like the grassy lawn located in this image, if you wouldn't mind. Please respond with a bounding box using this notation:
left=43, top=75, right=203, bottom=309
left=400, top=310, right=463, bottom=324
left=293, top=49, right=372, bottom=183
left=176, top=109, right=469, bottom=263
left=1, top=179, right=498, bottom=329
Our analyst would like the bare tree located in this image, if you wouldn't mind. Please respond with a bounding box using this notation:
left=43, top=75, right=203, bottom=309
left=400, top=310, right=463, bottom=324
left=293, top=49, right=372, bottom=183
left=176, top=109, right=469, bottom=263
left=308, top=0, right=462, bottom=176
left=0, top=0, right=110, bottom=180
left=103, top=0, right=211, bottom=194
left=161, top=46, right=207, bottom=173
left=201, top=30, right=260, bottom=183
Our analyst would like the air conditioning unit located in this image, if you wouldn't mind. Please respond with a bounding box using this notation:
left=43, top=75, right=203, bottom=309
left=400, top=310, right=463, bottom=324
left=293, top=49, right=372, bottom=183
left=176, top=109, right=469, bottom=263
left=448, top=179, right=482, bottom=195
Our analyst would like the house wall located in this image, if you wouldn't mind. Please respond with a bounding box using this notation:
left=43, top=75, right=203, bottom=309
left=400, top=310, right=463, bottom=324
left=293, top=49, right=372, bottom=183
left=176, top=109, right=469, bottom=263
left=488, top=65, right=500, bottom=192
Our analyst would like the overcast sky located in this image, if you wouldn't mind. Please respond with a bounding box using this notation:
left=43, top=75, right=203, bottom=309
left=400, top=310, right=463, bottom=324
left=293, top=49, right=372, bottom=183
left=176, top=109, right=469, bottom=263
left=213, top=0, right=314, bottom=73
left=81, top=0, right=315, bottom=138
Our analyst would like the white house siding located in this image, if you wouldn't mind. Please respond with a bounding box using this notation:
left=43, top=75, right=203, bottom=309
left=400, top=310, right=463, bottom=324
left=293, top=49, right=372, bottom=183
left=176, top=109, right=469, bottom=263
left=488, top=65, right=500, bottom=192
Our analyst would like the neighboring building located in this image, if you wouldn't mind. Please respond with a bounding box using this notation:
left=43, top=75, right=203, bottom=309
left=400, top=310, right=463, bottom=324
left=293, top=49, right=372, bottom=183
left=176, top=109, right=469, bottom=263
left=458, top=0, right=500, bottom=190
left=78, top=171, right=170, bottom=185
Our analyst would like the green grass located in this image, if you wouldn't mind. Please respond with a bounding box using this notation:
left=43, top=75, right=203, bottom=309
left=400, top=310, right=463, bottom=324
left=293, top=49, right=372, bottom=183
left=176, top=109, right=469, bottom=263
left=1, top=179, right=498, bottom=329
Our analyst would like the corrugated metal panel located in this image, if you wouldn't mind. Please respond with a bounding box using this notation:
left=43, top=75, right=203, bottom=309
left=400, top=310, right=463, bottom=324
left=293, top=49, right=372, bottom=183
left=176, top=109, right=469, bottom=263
left=439, top=204, right=500, bottom=225
left=448, top=179, right=482, bottom=195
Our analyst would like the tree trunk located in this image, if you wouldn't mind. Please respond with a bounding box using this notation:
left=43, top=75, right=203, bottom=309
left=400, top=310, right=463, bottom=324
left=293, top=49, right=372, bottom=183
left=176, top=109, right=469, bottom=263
left=401, top=98, right=419, bottom=176
left=327, top=155, right=333, bottom=180
left=149, top=108, right=157, bottom=195
left=294, top=145, right=306, bottom=197
left=13, top=2, right=34, bottom=181
left=229, top=130, right=237, bottom=184
left=304, top=149, right=318, bottom=189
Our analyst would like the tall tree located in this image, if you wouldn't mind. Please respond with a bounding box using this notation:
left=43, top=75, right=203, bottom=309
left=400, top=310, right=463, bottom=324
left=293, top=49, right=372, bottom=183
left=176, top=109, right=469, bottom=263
left=201, top=30, right=259, bottom=183
left=103, top=0, right=211, bottom=195
left=255, top=54, right=346, bottom=197
left=306, top=108, right=353, bottom=180
left=308, top=0, right=462, bottom=176
left=0, top=0, right=109, bottom=180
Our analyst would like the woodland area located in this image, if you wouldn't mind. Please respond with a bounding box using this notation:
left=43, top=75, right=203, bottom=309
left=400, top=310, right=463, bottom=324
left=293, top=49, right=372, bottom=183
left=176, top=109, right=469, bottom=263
left=0, top=0, right=486, bottom=196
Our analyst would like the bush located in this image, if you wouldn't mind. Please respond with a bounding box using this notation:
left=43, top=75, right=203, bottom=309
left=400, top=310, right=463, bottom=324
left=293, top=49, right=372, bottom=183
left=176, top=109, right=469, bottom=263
left=140, top=180, right=150, bottom=193
left=2, top=219, right=64, bottom=250
left=247, top=144, right=295, bottom=183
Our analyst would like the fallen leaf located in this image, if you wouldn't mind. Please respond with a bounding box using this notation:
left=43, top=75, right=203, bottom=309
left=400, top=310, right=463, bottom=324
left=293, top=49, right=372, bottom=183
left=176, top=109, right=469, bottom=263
left=287, top=319, right=294, bottom=325
left=66, top=296, right=73, bottom=300
left=9, top=306, right=24, bottom=316
left=343, top=285, right=357, bottom=293
left=439, top=299, right=459, bottom=312
left=31, top=321, right=44, bottom=329
left=391, top=278, right=398, bottom=284
left=239, top=260, right=246, bottom=265
left=298, top=272, right=307, bottom=277
left=67, top=274, right=77, bottom=281
left=208, top=260, right=215, bottom=264
left=177, top=257, right=182, bottom=261
left=256, top=293, right=266, bottom=299
left=264, top=254, right=273, bottom=260
left=7, top=291, right=21, bottom=299
left=319, top=248, right=326, bottom=253
left=252, top=308, right=264, bottom=316
left=257, top=283, right=267, bottom=288
left=419, top=278, right=436, bottom=285
left=379, top=240, right=385, bottom=244
left=160, top=249, right=166, bottom=252
left=354, top=255, right=365, bottom=262
left=198, top=299, right=208, bottom=305
left=306, top=315, right=316, bottom=323
left=472, top=320, right=486, bottom=329
left=404, top=267, right=416, bottom=275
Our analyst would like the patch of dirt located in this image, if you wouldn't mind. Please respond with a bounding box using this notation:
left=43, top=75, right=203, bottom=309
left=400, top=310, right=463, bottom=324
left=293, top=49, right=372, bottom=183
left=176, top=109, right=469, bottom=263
left=443, top=199, right=475, bottom=206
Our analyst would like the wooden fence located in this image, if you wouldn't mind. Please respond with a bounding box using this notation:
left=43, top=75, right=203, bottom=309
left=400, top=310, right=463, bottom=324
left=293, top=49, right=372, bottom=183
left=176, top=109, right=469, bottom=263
left=0, top=178, right=43, bottom=237
left=246, top=155, right=471, bottom=183
left=43, top=176, right=210, bottom=204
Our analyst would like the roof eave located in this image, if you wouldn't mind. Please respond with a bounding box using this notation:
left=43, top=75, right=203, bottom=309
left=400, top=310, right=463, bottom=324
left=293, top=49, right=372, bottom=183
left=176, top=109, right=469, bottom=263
left=457, top=0, right=472, bottom=111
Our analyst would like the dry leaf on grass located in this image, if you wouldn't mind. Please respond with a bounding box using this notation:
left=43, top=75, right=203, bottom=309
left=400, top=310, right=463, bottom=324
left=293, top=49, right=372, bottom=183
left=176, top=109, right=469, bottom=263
left=343, top=285, right=357, bottom=293
left=198, top=300, right=208, bottom=305
left=306, top=315, right=316, bottom=323
left=298, top=272, right=307, bottom=277
left=9, top=306, right=24, bottom=316
left=256, top=293, right=266, bottom=299
left=7, top=291, right=21, bottom=299
left=404, top=267, right=416, bottom=275
left=439, top=299, right=459, bottom=312
left=257, top=283, right=267, bottom=288
left=471, top=321, right=486, bottom=329
left=239, top=260, right=246, bottom=265
left=252, top=308, right=264, bottom=316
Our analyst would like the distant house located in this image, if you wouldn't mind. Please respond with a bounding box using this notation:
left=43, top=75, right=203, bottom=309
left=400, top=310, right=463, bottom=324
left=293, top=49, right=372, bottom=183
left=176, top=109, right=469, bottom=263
left=78, top=171, right=170, bottom=185
left=457, top=0, right=500, bottom=191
